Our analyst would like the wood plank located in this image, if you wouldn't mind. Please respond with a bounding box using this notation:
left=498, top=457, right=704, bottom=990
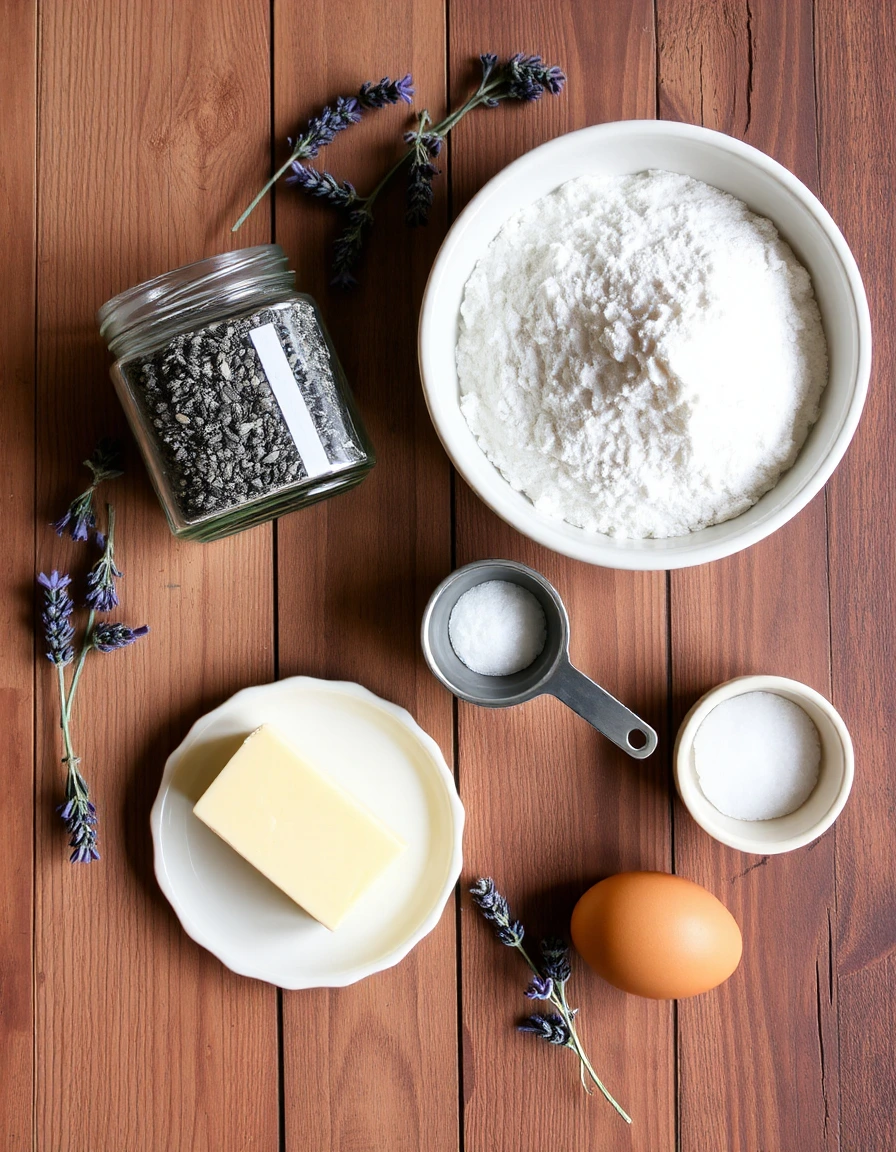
left=0, top=0, right=36, bottom=1146
left=34, top=2, right=279, bottom=1148
left=656, top=2, right=838, bottom=1149
left=271, top=4, right=458, bottom=1150
left=449, top=7, right=672, bottom=1151
left=815, top=1, right=896, bottom=1146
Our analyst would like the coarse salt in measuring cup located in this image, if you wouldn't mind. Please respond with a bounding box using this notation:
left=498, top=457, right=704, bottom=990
left=448, top=580, right=547, bottom=676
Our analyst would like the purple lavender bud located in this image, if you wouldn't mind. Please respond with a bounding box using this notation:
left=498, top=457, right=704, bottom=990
left=38, top=571, right=76, bottom=666
left=53, top=498, right=96, bottom=541
left=93, top=622, right=150, bottom=652
left=540, top=937, right=572, bottom=984
left=525, top=974, right=554, bottom=1000
left=406, top=157, right=440, bottom=227
left=393, top=73, right=414, bottom=104
left=58, top=784, right=100, bottom=864
left=505, top=54, right=566, bottom=102
left=480, top=53, right=499, bottom=83
left=469, top=877, right=525, bottom=947
left=518, top=1014, right=571, bottom=1046
left=358, top=73, right=414, bottom=108
left=286, top=163, right=357, bottom=208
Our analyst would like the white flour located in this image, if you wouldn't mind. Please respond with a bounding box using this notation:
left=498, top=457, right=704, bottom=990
left=457, top=171, right=828, bottom=538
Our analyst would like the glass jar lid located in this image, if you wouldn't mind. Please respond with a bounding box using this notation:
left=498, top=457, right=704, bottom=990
left=97, top=244, right=296, bottom=359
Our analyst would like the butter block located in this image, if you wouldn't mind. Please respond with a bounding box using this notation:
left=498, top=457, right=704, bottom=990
left=193, top=724, right=406, bottom=930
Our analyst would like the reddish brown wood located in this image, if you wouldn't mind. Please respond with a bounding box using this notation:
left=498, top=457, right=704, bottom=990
left=449, top=6, right=673, bottom=1152
left=271, top=4, right=459, bottom=1150
left=34, top=2, right=280, bottom=1148
left=0, top=0, right=36, bottom=1147
left=9, top=1, right=896, bottom=1148
left=816, top=1, right=896, bottom=1147
left=657, top=2, right=838, bottom=1149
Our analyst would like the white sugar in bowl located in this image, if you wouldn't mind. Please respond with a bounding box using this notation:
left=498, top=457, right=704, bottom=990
left=674, top=675, right=854, bottom=854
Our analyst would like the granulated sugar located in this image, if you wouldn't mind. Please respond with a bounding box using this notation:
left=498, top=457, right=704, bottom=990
left=456, top=171, right=828, bottom=539
left=693, top=691, right=821, bottom=821
left=448, top=580, right=546, bottom=676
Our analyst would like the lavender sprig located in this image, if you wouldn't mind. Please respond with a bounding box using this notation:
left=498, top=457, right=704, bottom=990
left=38, top=451, right=149, bottom=864
left=231, top=75, right=413, bottom=232
left=470, top=877, right=631, bottom=1124
left=233, top=53, right=565, bottom=286
left=53, top=439, right=122, bottom=541
left=85, top=504, right=122, bottom=612
left=320, top=52, right=565, bottom=283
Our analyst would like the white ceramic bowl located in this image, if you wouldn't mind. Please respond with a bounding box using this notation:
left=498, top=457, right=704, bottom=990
left=674, top=675, right=854, bottom=854
left=419, top=120, right=871, bottom=570
left=151, top=676, right=464, bottom=988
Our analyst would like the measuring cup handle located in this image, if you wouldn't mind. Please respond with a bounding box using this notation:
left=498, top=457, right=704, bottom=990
left=549, top=662, right=658, bottom=759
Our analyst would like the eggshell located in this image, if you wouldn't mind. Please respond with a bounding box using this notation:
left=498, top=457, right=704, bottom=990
left=570, top=871, right=742, bottom=999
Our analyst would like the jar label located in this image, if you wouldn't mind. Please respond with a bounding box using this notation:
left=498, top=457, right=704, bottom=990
left=249, top=322, right=337, bottom=479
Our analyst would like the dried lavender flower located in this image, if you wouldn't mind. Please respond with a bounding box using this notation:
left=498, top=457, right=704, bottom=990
left=234, top=53, right=565, bottom=283
left=85, top=503, right=122, bottom=612
left=233, top=76, right=415, bottom=232
left=59, top=784, right=99, bottom=863
left=38, top=461, right=150, bottom=865
left=359, top=73, right=414, bottom=109
left=93, top=622, right=150, bottom=652
left=286, top=164, right=358, bottom=208
left=52, top=439, right=122, bottom=541
left=38, top=571, right=75, bottom=666
left=470, top=877, right=631, bottom=1124
left=525, top=974, right=554, bottom=1000
left=518, top=1013, right=571, bottom=1046
left=504, top=53, right=567, bottom=101
left=330, top=207, right=374, bottom=290
left=541, top=937, right=572, bottom=985
left=469, top=876, right=525, bottom=946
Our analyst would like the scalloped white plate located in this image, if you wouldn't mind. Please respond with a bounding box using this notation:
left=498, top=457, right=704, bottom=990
left=150, top=677, right=463, bottom=988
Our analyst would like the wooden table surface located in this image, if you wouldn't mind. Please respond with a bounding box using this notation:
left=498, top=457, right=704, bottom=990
left=3, top=1, right=894, bottom=1149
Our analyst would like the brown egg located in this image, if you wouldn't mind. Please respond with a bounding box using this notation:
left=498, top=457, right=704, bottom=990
left=570, top=871, right=742, bottom=999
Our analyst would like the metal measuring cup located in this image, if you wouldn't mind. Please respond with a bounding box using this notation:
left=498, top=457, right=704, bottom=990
left=421, top=559, right=658, bottom=760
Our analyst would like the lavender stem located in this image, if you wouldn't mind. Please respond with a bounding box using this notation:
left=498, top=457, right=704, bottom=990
left=64, top=609, right=96, bottom=726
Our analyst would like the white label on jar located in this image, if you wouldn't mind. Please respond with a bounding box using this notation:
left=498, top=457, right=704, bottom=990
left=249, top=323, right=335, bottom=478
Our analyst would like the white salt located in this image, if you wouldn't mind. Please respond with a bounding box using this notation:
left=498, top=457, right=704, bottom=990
left=693, top=691, right=821, bottom=821
left=448, top=580, right=547, bottom=676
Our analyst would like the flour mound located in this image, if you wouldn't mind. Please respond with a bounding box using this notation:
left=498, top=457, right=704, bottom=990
left=456, top=171, right=828, bottom=539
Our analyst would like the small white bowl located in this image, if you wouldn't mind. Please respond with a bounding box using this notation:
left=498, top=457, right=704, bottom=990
left=418, top=120, right=871, bottom=570
left=151, top=676, right=464, bottom=988
left=674, top=675, right=854, bottom=854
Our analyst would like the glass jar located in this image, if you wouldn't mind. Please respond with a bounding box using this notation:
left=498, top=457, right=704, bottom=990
left=97, top=245, right=375, bottom=542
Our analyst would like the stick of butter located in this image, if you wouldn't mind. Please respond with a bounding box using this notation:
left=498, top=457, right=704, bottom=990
left=193, top=724, right=406, bottom=930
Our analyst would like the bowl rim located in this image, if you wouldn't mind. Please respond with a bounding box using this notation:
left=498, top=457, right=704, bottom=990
left=673, top=674, right=855, bottom=854
left=150, top=675, right=465, bottom=988
left=418, top=119, right=872, bottom=571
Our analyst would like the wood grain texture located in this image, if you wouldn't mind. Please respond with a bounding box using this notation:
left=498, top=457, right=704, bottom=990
left=34, top=2, right=279, bottom=1149
left=0, top=1, right=36, bottom=1147
left=816, top=1, right=896, bottom=1147
left=449, top=6, right=673, bottom=1151
left=8, top=1, right=896, bottom=1148
left=271, top=4, right=458, bottom=1150
left=657, top=2, right=839, bottom=1149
